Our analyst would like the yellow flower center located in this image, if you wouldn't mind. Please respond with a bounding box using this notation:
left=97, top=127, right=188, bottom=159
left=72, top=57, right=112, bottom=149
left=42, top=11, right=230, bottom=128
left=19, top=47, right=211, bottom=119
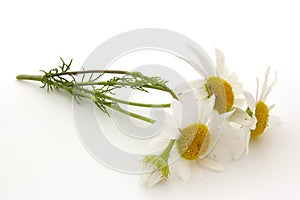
left=205, top=76, right=234, bottom=114
left=176, top=123, right=211, bottom=160
left=251, top=101, right=269, bottom=137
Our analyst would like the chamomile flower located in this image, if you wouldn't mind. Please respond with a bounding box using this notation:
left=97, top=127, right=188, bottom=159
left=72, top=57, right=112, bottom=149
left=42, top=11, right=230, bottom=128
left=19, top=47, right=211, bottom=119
left=176, top=47, right=244, bottom=114
left=140, top=140, right=175, bottom=187
left=244, top=67, right=278, bottom=137
left=174, top=48, right=252, bottom=161
left=170, top=93, right=228, bottom=181
left=144, top=87, right=243, bottom=184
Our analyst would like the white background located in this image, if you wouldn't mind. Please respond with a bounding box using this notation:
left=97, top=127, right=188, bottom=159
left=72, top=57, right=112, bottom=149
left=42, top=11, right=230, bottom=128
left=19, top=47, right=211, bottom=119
left=1, top=0, right=300, bottom=199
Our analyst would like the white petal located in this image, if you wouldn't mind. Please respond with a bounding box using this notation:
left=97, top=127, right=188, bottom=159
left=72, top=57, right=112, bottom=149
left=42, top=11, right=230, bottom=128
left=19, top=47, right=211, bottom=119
left=177, top=159, right=192, bottom=181
left=188, top=79, right=207, bottom=89
left=263, top=70, right=277, bottom=101
left=183, top=79, right=206, bottom=91
left=175, top=54, right=209, bottom=78
left=208, top=146, right=232, bottom=162
left=228, top=72, right=239, bottom=85
left=170, top=100, right=182, bottom=125
left=256, top=77, right=260, bottom=102
left=140, top=164, right=153, bottom=184
left=244, top=91, right=256, bottom=110
left=222, top=109, right=235, bottom=119
left=249, top=116, right=257, bottom=130
left=208, top=109, right=233, bottom=137
left=269, top=104, right=275, bottom=111
left=187, top=44, right=216, bottom=78
left=209, top=122, right=248, bottom=162
left=191, top=163, right=204, bottom=179
left=228, top=107, right=256, bottom=127
left=260, top=66, right=270, bottom=101
left=176, top=90, right=204, bottom=128
left=215, top=48, right=229, bottom=78
left=200, top=95, right=215, bottom=124
left=155, top=112, right=180, bottom=139
left=198, top=158, right=224, bottom=172
left=255, top=67, right=277, bottom=102
left=233, top=83, right=245, bottom=96
left=204, top=110, right=229, bottom=157
left=174, top=79, right=205, bottom=96
left=148, top=171, right=163, bottom=187
left=234, top=97, right=246, bottom=108
left=245, top=129, right=251, bottom=154
left=218, top=66, right=230, bottom=79
left=215, top=48, right=225, bottom=69
left=140, top=172, right=150, bottom=184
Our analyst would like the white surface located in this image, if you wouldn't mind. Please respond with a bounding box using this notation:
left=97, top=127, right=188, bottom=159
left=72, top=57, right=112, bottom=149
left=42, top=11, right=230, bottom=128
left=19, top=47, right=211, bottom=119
left=1, top=0, right=300, bottom=199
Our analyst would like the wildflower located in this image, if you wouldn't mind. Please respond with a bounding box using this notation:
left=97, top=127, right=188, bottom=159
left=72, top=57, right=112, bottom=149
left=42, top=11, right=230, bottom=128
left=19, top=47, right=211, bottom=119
left=140, top=140, right=174, bottom=187
left=147, top=88, right=241, bottom=181
left=176, top=47, right=244, bottom=114
left=244, top=67, right=278, bottom=137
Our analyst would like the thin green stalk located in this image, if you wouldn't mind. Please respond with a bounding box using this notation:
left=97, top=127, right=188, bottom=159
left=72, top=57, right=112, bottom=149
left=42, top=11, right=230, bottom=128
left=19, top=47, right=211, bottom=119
left=107, top=104, right=156, bottom=124
left=16, top=74, right=157, bottom=123
left=54, top=69, right=178, bottom=100
left=75, top=86, right=170, bottom=108
left=17, top=74, right=131, bottom=104
left=74, top=81, right=178, bottom=100
left=52, top=83, right=157, bottom=123
left=52, top=69, right=128, bottom=77
left=50, top=81, right=156, bottom=124
left=16, top=75, right=43, bottom=81
left=104, top=95, right=170, bottom=108
left=160, top=139, right=176, bottom=160
left=17, top=72, right=178, bottom=100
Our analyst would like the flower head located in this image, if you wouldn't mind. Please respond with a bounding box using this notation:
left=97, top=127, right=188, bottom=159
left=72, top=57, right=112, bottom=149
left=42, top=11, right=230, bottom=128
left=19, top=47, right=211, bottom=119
left=176, top=47, right=245, bottom=114
left=141, top=49, right=278, bottom=185
left=140, top=155, right=169, bottom=187
left=147, top=85, right=242, bottom=181
left=176, top=123, right=210, bottom=160
left=174, top=55, right=251, bottom=159
left=140, top=140, right=175, bottom=187
left=173, top=91, right=229, bottom=159
left=244, top=67, right=277, bottom=137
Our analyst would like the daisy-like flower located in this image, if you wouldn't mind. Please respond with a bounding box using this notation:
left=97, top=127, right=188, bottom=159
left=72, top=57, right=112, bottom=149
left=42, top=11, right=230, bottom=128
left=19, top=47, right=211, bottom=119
left=144, top=88, right=238, bottom=183
left=173, top=48, right=252, bottom=162
left=176, top=47, right=244, bottom=114
left=170, top=94, right=227, bottom=181
left=244, top=67, right=278, bottom=137
left=140, top=140, right=175, bottom=187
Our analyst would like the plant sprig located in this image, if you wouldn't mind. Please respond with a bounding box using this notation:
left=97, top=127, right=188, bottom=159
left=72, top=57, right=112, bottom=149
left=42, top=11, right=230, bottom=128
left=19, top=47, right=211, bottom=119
left=16, top=58, right=177, bottom=123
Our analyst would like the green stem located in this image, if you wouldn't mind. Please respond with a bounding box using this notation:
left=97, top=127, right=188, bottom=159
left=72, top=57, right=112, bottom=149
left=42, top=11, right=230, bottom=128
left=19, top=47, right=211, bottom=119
left=54, top=83, right=156, bottom=123
left=16, top=74, right=157, bottom=123
left=75, top=81, right=178, bottom=100
left=17, top=73, right=178, bottom=100
left=16, top=75, right=43, bottom=81
left=52, top=70, right=128, bottom=77
left=54, top=69, right=178, bottom=100
left=107, top=104, right=156, bottom=124
left=105, top=95, right=170, bottom=108
left=74, top=86, right=170, bottom=108
left=55, top=82, right=157, bottom=124
left=86, top=88, right=169, bottom=108
left=160, top=139, right=176, bottom=160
